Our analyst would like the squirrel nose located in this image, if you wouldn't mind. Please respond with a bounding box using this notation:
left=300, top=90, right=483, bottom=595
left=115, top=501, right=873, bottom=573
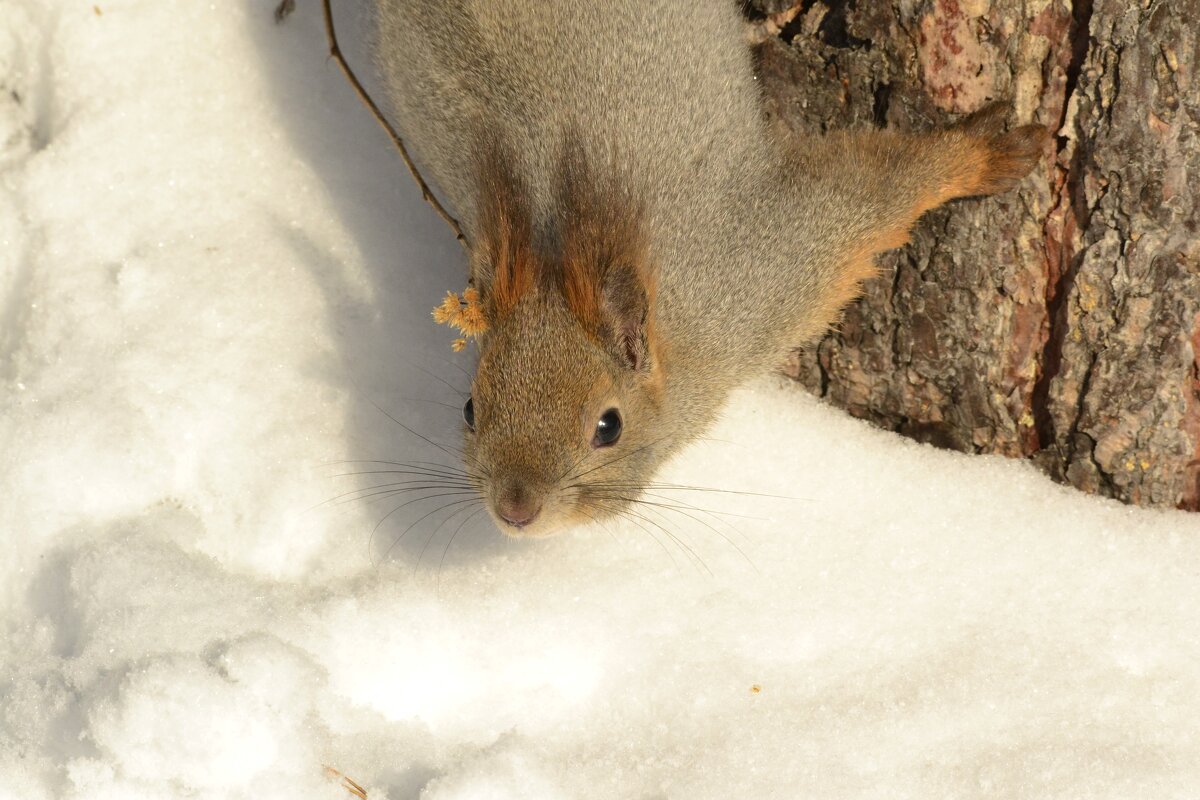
left=496, top=495, right=542, bottom=529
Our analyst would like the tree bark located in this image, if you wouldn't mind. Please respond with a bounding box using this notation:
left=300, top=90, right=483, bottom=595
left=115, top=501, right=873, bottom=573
left=749, top=0, right=1200, bottom=510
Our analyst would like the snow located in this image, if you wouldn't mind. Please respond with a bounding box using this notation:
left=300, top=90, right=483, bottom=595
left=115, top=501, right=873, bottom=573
left=2, top=2, right=1199, bottom=798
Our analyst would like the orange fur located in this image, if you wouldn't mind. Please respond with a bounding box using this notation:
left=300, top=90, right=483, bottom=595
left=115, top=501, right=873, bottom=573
left=559, top=239, right=604, bottom=333
left=554, top=138, right=655, bottom=346
left=483, top=206, right=535, bottom=317
left=473, top=137, right=538, bottom=318
left=803, top=137, right=988, bottom=337
left=798, top=110, right=1046, bottom=344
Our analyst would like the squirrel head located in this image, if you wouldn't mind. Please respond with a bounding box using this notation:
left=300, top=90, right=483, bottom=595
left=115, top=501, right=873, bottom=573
left=460, top=136, right=666, bottom=536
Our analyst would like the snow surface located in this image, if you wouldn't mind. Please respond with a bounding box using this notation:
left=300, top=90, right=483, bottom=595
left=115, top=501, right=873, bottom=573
left=2, top=2, right=1199, bottom=798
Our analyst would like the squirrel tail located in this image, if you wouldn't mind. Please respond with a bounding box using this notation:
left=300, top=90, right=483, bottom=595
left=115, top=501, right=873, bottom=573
left=786, top=102, right=1048, bottom=339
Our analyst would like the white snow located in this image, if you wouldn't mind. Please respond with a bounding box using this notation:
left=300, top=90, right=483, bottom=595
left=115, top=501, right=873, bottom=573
left=2, top=2, right=1199, bottom=798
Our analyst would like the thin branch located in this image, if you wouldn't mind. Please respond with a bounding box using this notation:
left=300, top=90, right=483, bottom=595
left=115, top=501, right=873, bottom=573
left=276, top=0, right=468, bottom=248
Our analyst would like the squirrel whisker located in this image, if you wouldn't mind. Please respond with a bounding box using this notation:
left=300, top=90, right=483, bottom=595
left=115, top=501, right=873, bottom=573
left=416, top=501, right=484, bottom=576
left=369, top=493, right=482, bottom=566
left=565, top=436, right=674, bottom=485
left=574, top=506, right=622, bottom=545
left=323, top=458, right=468, bottom=474
left=622, top=505, right=713, bottom=578
left=333, top=484, right=479, bottom=507
left=436, top=507, right=491, bottom=592
left=364, top=397, right=485, bottom=473
left=586, top=498, right=712, bottom=576
left=586, top=481, right=796, bottom=501
left=377, top=496, right=483, bottom=567
left=588, top=493, right=753, bottom=571
left=333, top=467, right=477, bottom=481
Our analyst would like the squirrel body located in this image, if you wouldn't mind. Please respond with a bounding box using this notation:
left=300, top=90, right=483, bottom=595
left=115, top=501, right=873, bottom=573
left=373, top=0, right=1046, bottom=535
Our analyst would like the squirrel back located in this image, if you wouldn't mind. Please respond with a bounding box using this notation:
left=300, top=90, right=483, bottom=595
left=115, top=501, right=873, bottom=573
left=373, top=1, right=766, bottom=239
left=372, top=1, right=1046, bottom=535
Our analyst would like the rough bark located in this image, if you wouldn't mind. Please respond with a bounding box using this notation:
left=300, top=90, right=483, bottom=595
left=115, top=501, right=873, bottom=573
left=748, top=0, right=1200, bottom=510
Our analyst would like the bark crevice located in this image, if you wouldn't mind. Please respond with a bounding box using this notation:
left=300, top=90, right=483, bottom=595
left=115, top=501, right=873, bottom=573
left=758, top=0, right=1200, bottom=509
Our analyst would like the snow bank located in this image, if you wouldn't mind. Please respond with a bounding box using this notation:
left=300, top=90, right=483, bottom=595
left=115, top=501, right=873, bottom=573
left=1, top=2, right=1198, bottom=798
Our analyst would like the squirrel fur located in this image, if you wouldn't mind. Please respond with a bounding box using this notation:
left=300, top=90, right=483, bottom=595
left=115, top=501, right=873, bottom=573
left=372, top=0, right=1047, bottom=535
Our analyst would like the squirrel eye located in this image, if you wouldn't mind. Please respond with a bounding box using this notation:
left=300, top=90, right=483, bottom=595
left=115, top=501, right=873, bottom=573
left=593, top=408, right=622, bottom=447
left=463, top=397, right=475, bottom=431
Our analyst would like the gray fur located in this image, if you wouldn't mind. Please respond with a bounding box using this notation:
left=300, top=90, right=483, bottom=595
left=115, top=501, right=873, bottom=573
left=370, top=0, right=1044, bottom=533
left=375, top=3, right=831, bottom=410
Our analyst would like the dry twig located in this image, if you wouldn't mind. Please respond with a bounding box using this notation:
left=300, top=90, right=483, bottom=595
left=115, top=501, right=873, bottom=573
left=275, top=0, right=468, bottom=247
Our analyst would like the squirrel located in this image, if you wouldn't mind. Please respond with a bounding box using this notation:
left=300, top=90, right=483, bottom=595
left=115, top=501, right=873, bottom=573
left=371, top=1, right=1047, bottom=536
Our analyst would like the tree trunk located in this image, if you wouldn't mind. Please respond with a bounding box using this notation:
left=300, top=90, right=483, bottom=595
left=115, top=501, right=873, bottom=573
left=749, top=0, right=1200, bottom=510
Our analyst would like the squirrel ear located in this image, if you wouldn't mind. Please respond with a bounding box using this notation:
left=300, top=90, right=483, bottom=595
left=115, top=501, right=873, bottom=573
left=554, top=136, right=655, bottom=371
left=471, top=135, right=536, bottom=319
left=599, top=263, right=653, bottom=371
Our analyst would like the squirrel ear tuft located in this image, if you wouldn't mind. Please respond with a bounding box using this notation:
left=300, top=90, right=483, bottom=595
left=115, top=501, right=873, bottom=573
left=554, top=137, right=655, bottom=371
left=472, top=135, right=537, bottom=319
